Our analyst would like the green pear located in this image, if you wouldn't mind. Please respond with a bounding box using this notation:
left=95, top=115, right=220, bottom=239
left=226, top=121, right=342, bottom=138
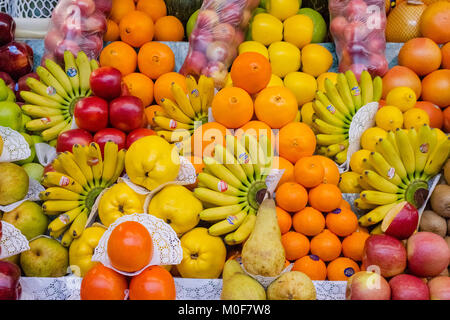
left=221, top=274, right=267, bottom=300
left=0, top=101, right=21, bottom=131
left=6, top=87, right=15, bottom=102
left=0, top=162, right=29, bottom=205
left=0, top=79, right=8, bottom=101
left=22, top=163, right=44, bottom=182
left=267, top=271, right=316, bottom=300
left=2, top=201, right=48, bottom=240
left=241, top=199, right=285, bottom=277
left=1, top=254, right=20, bottom=266
left=20, top=114, right=31, bottom=133
left=20, top=237, right=69, bottom=277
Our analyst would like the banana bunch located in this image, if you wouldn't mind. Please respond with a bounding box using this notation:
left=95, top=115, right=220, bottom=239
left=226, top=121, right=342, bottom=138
left=41, top=141, right=126, bottom=246
left=313, top=70, right=382, bottom=164
left=194, top=134, right=273, bottom=245
left=357, top=125, right=450, bottom=229
left=21, top=50, right=98, bottom=143
left=155, top=75, right=214, bottom=144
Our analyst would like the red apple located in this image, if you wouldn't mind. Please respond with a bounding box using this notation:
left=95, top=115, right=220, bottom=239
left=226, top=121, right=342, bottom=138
left=344, top=21, right=369, bottom=44
left=0, top=42, right=34, bottom=81
left=73, top=0, right=96, bottom=17
left=0, top=71, right=15, bottom=90
left=346, top=271, right=391, bottom=300
left=15, top=72, right=40, bottom=101
left=368, top=54, right=389, bottom=77
left=407, top=232, right=450, bottom=277
left=330, top=16, right=348, bottom=38
left=126, top=128, right=156, bottom=149
left=56, top=128, right=93, bottom=153
left=196, top=10, right=219, bottom=30
left=93, top=128, right=126, bottom=155
left=90, top=67, right=123, bottom=101
left=182, top=51, right=207, bottom=76
left=79, top=34, right=103, bottom=60
left=74, top=96, right=109, bottom=132
left=362, top=234, right=407, bottom=278
left=54, top=40, right=80, bottom=64
left=0, top=13, right=16, bottom=46
left=212, top=23, right=236, bottom=43
left=381, top=201, right=419, bottom=240
left=44, top=29, right=64, bottom=55
left=428, top=276, right=450, bottom=300
left=109, top=96, right=144, bottom=133
left=81, top=12, right=107, bottom=35
left=94, top=0, right=112, bottom=15
left=389, top=274, right=430, bottom=300
left=190, top=29, right=214, bottom=53
left=345, top=0, right=368, bottom=22
left=0, top=261, right=22, bottom=300
left=219, top=2, right=242, bottom=25
left=44, top=163, right=56, bottom=174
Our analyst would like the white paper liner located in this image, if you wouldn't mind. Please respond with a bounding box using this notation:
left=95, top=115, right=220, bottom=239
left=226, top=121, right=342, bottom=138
left=0, top=177, right=45, bottom=213
left=91, top=213, right=183, bottom=277
left=0, top=221, right=30, bottom=259
left=338, top=102, right=379, bottom=173
left=0, top=126, right=31, bottom=162
left=35, top=142, right=57, bottom=167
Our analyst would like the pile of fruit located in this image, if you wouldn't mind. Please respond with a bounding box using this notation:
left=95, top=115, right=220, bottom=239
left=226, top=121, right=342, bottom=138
left=0, top=0, right=449, bottom=302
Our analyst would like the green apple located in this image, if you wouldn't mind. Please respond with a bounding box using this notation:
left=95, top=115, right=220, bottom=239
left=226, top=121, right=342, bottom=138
left=2, top=201, right=48, bottom=240
left=186, top=9, right=199, bottom=39
left=0, top=101, right=22, bottom=131
left=22, top=163, right=44, bottom=182
left=0, top=162, right=29, bottom=206
left=31, top=135, right=44, bottom=144
left=6, top=87, right=16, bottom=102
left=20, top=237, right=69, bottom=277
left=298, top=8, right=327, bottom=43
left=20, top=114, right=32, bottom=133
left=0, top=79, right=8, bottom=101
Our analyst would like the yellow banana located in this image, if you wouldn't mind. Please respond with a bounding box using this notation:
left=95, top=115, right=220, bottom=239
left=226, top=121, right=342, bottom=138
left=42, top=172, right=84, bottom=194
left=197, top=172, right=242, bottom=197
left=44, top=58, right=74, bottom=96
left=358, top=202, right=400, bottom=227
left=324, top=78, right=351, bottom=116
left=160, top=98, right=193, bottom=123
left=316, top=134, right=348, bottom=146
left=313, top=118, right=347, bottom=135
left=414, top=124, right=433, bottom=178
left=198, top=75, right=215, bottom=114
left=345, top=70, right=362, bottom=110
left=69, top=209, right=88, bottom=238
left=48, top=206, right=84, bottom=232
left=186, top=75, right=202, bottom=114
left=312, top=100, right=347, bottom=128
left=50, top=226, right=68, bottom=239
left=57, top=152, right=88, bottom=187
left=354, top=197, right=377, bottom=210
left=42, top=121, right=70, bottom=141
left=21, top=105, right=63, bottom=117
left=242, top=134, right=265, bottom=181
left=359, top=70, right=373, bottom=106
left=326, top=141, right=349, bottom=157
left=375, top=138, right=407, bottom=180
left=42, top=200, right=81, bottom=213
left=171, top=82, right=196, bottom=119
left=61, top=228, right=74, bottom=247
left=26, top=115, right=65, bottom=131
left=395, top=128, right=415, bottom=179
left=335, top=148, right=348, bottom=165
left=101, top=141, right=118, bottom=187
left=370, top=223, right=384, bottom=235
left=107, top=148, right=126, bottom=186
left=208, top=211, right=248, bottom=236
left=199, top=204, right=245, bottom=221
left=372, top=76, right=382, bottom=102
left=35, top=65, right=70, bottom=99
left=193, top=187, right=241, bottom=206
left=72, top=144, right=94, bottom=188
left=75, top=51, right=91, bottom=96
left=336, top=73, right=356, bottom=115
left=26, top=77, right=66, bottom=104
left=87, top=142, right=103, bottom=185
left=203, top=157, right=243, bottom=189
left=386, top=130, right=400, bottom=155
left=156, top=129, right=191, bottom=144
left=362, top=170, right=399, bottom=194
left=224, top=213, right=256, bottom=245
left=423, top=136, right=450, bottom=179
left=360, top=190, right=401, bottom=205
left=368, top=151, right=403, bottom=186
left=315, top=91, right=349, bottom=123
left=64, top=51, right=80, bottom=96
left=39, top=187, right=81, bottom=201
left=213, top=144, right=248, bottom=184
left=226, top=135, right=254, bottom=180
left=153, top=116, right=192, bottom=131
left=90, top=59, right=99, bottom=71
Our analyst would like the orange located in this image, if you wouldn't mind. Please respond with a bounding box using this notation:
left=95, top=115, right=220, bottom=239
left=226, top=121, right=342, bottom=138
left=129, top=266, right=176, bottom=300
left=137, top=0, right=167, bottom=23
left=292, top=255, right=327, bottom=281
left=311, top=155, right=340, bottom=185
left=230, top=52, right=272, bottom=94
left=309, top=183, right=342, bottom=213
left=272, top=156, right=295, bottom=190
left=294, top=156, right=325, bottom=188
left=254, top=86, right=298, bottom=129
left=235, top=120, right=275, bottom=145
left=342, top=230, right=371, bottom=261
left=325, top=208, right=358, bottom=237
left=119, top=11, right=154, bottom=48
left=421, top=69, right=450, bottom=108
left=278, top=122, right=316, bottom=163
left=107, top=221, right=153, bottom=273
left=275, top=182, right=308, bottom=212
left=382, top=66, right=422, bottom=100
left=398, top=37, right=442, bottom=76
left=420, top=1, right=450, bottom=44
left=444, top=106, right=450, bottom=132
left=191, top=122, right=231, bottom=159
left=292, top=207, right=325, bottom=237
left=326, top=257, right=360, bottom=281
left=100, top=41, right=137, bottom=76
left=281, top=231, right=310, bottom=261
left=153, top=72, right=187, bottom=105
left=154, top=16, right=185, bottom=42
left=340, top=199, right=351, bottom=210
left=123, top=73, right=154, bottom=107
left=276, top=206, right=292, bottom=234
left=145, top=105, right=166, bottom=127
left=110, top=0, right=135, bottom=24
left=104, top=20, right=120, bottom=42
left=442, top=42, right=450, bottom=69
left=310, top=229, right=342, bottom=262
left=414, top=101, right=444, bottom=129
left=138, top=42, right=175, bottom=80
left=211, top=87, right=254, bottom=128
left=80, top=263, right=128, bottom=300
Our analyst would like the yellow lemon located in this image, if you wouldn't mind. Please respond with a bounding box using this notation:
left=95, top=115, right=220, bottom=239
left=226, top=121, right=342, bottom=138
left=339, top=172, right=363, bottom=193
left=403, top=108, right=430, bottom=130
left=300, top=102, right=316, bottom=127
left=283, top=14, right=314, bottom=49
left=361, top=127, right=388, bottom=151
left=283, top=71, right=317, bottom=106
left=266, top=74, right=284, bottom=88
left=301, top=44, right=334, bottom=77
left=316, top=72, right=338, bottom=93
left=251, top=13, right=284, bottom=46
left=238, top=41, right=269, bottom=59
left=268, top=41, right=301, bottom=78
left=385, top=87, right=417, bottom=112
left=375, top=106, right=404, bottom=131
left=267, top=0, right=300, bottom=21
left=349, top=149, right=372, bottom=174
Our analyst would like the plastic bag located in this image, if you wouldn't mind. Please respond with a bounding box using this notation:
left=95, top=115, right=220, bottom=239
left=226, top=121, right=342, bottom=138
left=329, top=0, right=388, bottom=80
left=43, top=0, right=111, bottom=65
left=180, top=0, right=260, bottom=88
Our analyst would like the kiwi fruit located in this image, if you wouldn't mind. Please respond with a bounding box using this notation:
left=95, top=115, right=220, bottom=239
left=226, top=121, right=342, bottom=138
left=444, top=159, right=450, bottom=185
left=430, top=184, right=450, bottom=218
left=419, top=210, right=447, bottom=237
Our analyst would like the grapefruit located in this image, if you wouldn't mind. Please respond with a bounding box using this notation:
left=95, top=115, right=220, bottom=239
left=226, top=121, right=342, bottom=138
left=420, top=1, right=450, bottom=44
left=382, top=66, right=422, bottom=99
left=421, top=69, right=450, bottom=108
left=398, top=37, right=442, bottom=76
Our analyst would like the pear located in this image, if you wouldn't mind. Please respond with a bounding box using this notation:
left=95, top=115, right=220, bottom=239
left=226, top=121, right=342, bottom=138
left=222, top=259, right=244, bottom=282
left=241, top=198, right=285, bottom=277
left=267, top=271, right=317, bottom=300
left=221, top=260, right=266, bottom=300
left=0, top=162, right=29, bottom=205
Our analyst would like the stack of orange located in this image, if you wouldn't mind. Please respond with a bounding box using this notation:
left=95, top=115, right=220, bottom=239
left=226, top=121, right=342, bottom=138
left=275, top=155, right=370, bottom=281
